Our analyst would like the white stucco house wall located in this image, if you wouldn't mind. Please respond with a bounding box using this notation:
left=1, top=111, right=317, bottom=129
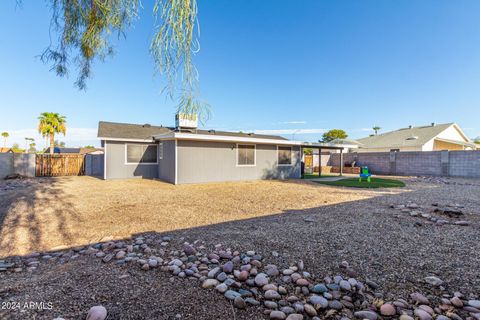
left=356, top=123, right=476, bottom=152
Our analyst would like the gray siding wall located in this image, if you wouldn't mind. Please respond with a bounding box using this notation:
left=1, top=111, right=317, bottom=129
left=176, top=140, right=301, bottom=184
left=105, top=141, right=158, bottom=179
left=158, top=140, right=176, bottom=183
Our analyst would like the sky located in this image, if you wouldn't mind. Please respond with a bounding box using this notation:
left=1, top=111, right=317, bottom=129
left=1, top=0, right=480, bottom=148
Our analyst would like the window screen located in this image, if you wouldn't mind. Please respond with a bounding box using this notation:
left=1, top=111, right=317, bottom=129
left=278, top=146, right=292, bottom=165
left=126, top=144, right=157, bottom=164
left=237, top=145, right=255, bottom=165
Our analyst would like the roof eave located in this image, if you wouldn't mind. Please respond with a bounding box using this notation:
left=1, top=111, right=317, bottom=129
left=98, top=137, right=155, bottom=143
left=155, top=132, right=303, bottom=145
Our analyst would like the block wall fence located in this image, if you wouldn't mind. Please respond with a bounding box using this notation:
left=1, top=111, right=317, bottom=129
left=328, top=150, right=480, bottom=178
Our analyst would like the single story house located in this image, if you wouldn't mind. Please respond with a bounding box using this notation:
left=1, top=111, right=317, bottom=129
left=356, top=123, right=476, bottom=152
left=98, top=120, right=313, bottom=184
left=327, top=138, right=362, bottom=153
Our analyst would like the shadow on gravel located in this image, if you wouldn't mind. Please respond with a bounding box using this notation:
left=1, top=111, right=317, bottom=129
left=0, top=177, right=479, bottom=319
left=0, top=178, right=81, bottom=256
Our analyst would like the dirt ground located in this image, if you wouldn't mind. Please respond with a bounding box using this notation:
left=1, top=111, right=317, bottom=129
left=0, top=176, right=479, bottom=319
left=0, top=176, right=380, bottom=257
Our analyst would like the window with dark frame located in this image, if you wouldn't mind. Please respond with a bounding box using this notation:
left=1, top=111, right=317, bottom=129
left=237, top=144, right=255, bottom=166
left=126, top=144, right=158, bottom=164
left=278, top=146, right=292, bottom=165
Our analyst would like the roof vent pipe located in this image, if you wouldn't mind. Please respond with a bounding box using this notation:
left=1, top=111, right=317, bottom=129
left=431, top=122, right=435, bottom=126
left=408, top=125, right=412, bottom=129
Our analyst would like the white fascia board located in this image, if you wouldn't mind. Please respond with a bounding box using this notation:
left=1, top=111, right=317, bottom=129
left=450, top=123, right=470, bottom=142
left=98, top=137, right=154, bottom=143
left=154, top=132, right=303, bottom=146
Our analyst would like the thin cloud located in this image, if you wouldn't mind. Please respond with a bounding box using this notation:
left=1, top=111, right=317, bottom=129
left=254, top=128, right=326, bottom=135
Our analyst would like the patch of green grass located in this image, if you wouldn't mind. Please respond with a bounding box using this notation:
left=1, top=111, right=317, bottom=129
left=303, top=173, right=339, bottom=179
left=314, top=177, right=406, bottom=188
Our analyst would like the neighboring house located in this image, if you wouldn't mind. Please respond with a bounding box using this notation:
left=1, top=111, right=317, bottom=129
left=80, top=148, right=104, bottom=155
left=328, top=138, right=362, bottom=153
left=0, top=147, right=13, bottom=153
left=357, top=123, right=476, bottom=152
left=98, top=118, right=305, bottom=184
left=44, top=147, right=104, bottom=154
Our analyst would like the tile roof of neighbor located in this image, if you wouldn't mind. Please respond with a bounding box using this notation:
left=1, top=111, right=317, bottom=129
left=357, top=123, right=456, bottom=149
left=97, top=121, right=288, bottom=141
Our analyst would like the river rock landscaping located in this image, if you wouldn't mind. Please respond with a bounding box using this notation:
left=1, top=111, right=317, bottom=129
left=1, top=234, right=480, bottom=320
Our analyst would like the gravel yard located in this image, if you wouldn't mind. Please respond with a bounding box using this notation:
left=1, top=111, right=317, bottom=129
left=0, top=176, right=479, bottom=319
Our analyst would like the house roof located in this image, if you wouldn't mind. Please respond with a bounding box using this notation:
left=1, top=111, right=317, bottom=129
left=0, top=147, right=13, bottom=153
left=434, top=138, right=477, bottom=148
left=44, top=147, right=81, bottom=154
left=98, top=121, right=288, bottom=142
left=43, top=147, right=103, bottom=154
left=328, top=138, right=363, bottom=146
left=357, top=123, right=459, bottom=149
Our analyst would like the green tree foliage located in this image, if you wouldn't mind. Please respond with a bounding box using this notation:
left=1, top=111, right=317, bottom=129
left=372, top=126, right=381, bottom=135
left=321, top=129, right=348, bottom=143
left=303, top=148, right=313, bottom=155
left=40, top=0, right=206, bottom=118
left=38, top=112, right=67, bottom=154
left=12, top=143, right=24, bottom=153
left=29, top=142, right=37, bottom=153
left=24, top=137, right=34, bottom=153
left=55, top=140, right=66, bottom=148
left=1, top=131, right=8, bottom=147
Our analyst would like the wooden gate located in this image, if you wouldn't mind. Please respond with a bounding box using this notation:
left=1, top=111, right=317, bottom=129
left=36, top=154, right=85, bottom=177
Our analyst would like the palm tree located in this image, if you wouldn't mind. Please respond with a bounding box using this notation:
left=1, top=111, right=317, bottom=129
left=38, top=112, right=67, bottom=154
left=1, top=132, right=8, bottom=147
left=24, top=137, right=35, bottom=153
left=29, top=142, right=37, bottom=153
left=372, top=126, right=381, bottom=135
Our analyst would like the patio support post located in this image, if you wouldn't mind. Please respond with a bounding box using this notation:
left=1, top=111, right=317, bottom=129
left=301, top=147, right=304, bottom=178
left=340, top=149, right=344, bottom=176
left=318, top=148, right=321, bottom=177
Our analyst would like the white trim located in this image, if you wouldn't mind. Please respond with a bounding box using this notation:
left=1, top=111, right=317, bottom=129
left=124, top=143, right=159, bottom=165
left=277, top=145, right=293, bottom=166
left=103, top=140, right=107, bottom=180
left=174, top=140, right=178, bottom=184
left=99, top=137, right=154, bottom=143
left=158, top=142, right=164, bottom=160
left=236, top=143, right=256, bottom=167
left=451, top=123, right=470, bottom=143
left=155, top=132, right=303, bottom=146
